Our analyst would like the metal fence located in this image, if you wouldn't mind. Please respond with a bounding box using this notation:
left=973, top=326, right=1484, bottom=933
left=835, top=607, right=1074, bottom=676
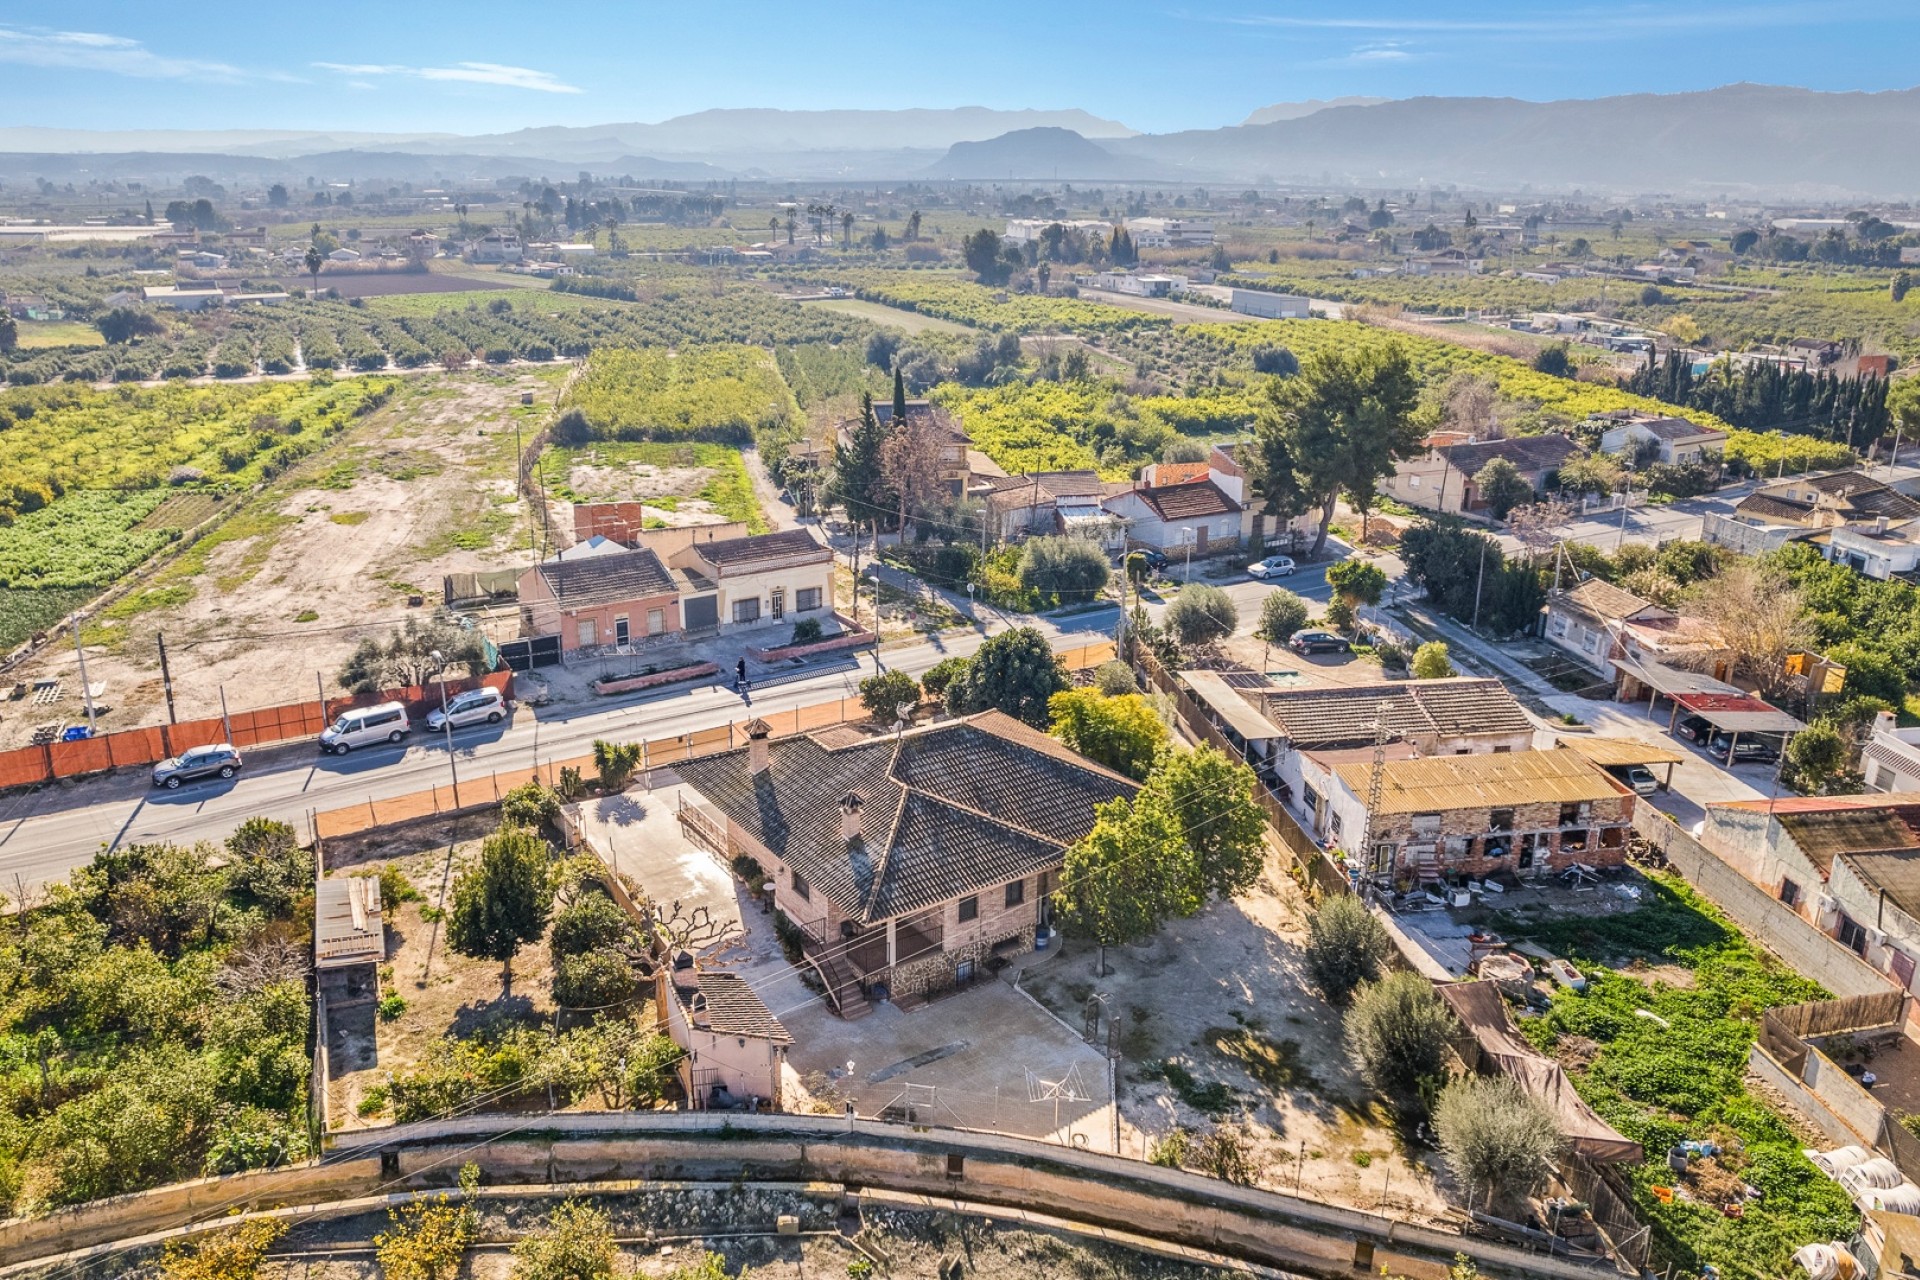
left=0, top=671, right=514, bottom=792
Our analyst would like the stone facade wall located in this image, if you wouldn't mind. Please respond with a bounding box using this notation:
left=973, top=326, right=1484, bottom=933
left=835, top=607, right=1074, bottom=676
left=887, top=872, right=1045, bottom=999
left=1372, top=794, right=1634, bottom=880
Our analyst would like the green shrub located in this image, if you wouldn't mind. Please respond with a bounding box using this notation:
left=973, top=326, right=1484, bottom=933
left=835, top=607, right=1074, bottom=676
left=500, top=779, right=562, bottom=829
left=920, top=655, right=971, bottom=701
left=789, top=617, right=824, bottom=645
left=858, top=669, right=921, bottom=723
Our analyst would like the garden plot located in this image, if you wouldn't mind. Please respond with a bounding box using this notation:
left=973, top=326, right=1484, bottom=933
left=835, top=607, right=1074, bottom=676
left=538, top=439, right=768, bottom=532
left=1018, top=849, right=1452, bottom=1222
left=319, top=813, right=565, bottom=1131
left=0, top=369, right=561, bottom=748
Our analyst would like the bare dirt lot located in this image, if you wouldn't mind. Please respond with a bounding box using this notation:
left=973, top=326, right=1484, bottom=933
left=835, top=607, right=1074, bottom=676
left=1020, top=847, right=1455, bottom=1224
left=320, top=812, right=566, bottom=1130
left=0, top=369, right=565, bottom=747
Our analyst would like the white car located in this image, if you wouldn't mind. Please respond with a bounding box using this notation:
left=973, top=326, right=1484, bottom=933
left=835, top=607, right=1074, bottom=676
left=425, top=687, right=509, bottom=733
left=1247, top=555, right=1298, bottom=579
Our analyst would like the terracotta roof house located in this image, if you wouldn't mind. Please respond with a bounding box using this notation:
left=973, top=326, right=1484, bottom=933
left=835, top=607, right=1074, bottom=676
left=1242, top=678, right=1536, bottom=831
left=1102, top=478, right=1244, bottom=554
left=1541, top=579, right=1730, bottom=685
left=1598, top=415, right=1727, bottom=465
left=982, top=470, right=1106, bottom=539
left=517, top=544, right=680, bottom=654
left=665, top=529, right=833, bottom=635
left=674, top=711, right=1135, bottom=1017
left=659, top=961, right=792, bottom=1111
left=1703, top=791, right=1920, bottom=986
left=1383, top=433, right=1581, bottom=517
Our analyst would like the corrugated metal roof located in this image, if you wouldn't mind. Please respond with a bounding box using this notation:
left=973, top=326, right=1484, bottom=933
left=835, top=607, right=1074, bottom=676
left=1671, top=691, right=1807, bottom=734
left=1562, top=736, right=1687, bottom=767
left=1180, top=670, right=1284, bottom=742
left=1333, top=748, right=1625, bottom=815
left=315, top=875, right=384, bottom=969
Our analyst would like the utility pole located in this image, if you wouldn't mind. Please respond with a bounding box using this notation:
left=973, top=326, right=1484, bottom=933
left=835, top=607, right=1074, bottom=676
left=1470, top=537, right=1488, bottom=631
left=71, top=618, right=97, bottom=733
left=155, top=632, right=177, bottom=724
left=1356, top=701, right=1393, bottom=895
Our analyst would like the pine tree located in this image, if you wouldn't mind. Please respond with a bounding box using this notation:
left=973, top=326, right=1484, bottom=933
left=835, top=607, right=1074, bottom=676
left=827, top=393, right=893, bottom=532
left=891, top=364, right=908, bottom=427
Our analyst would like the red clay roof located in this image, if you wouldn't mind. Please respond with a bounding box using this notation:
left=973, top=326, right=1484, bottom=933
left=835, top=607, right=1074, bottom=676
left=1673, top=693, right=1775, bottom=714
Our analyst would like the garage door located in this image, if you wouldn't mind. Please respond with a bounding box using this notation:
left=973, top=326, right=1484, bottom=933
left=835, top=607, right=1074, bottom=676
left=683, top=595, right=719, bottom=632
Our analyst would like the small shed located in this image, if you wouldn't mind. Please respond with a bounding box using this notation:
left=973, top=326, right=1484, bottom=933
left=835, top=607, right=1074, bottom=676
left=315, top=875, right=385, bottom=970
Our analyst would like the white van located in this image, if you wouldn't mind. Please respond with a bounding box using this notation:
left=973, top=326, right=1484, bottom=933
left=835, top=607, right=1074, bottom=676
left=320, top=701, right=411, bottom=754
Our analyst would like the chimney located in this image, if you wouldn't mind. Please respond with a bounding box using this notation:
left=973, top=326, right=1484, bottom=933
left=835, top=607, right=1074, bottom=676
left=746, top=717, right=771, bottom=775
left=1876, top=515, right=1890, bottom=535
left=840, top=791, right=864, bottom=842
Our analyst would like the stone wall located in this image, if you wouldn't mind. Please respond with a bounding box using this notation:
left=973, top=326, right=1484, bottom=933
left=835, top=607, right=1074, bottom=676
left=1372, top=794, right=1632, bottom=881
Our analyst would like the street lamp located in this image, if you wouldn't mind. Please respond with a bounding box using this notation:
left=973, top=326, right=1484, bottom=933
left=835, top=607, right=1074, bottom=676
left=428, top=649, right=461, bottom=807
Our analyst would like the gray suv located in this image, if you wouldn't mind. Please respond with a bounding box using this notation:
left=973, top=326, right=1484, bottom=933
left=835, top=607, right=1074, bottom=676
left=152, top=743, right=243, bottom=789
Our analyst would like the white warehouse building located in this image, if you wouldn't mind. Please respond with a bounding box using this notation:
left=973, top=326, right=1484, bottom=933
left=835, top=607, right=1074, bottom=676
left=1126, top=218, right=1216, bottom=248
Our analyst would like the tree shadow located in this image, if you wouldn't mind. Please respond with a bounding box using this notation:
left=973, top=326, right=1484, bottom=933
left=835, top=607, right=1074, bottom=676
left=450, top=990, right=537, bottom=1038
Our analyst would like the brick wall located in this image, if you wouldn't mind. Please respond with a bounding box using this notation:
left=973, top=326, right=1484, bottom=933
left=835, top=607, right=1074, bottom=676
left=1367, top=795, right=1633, bottom=880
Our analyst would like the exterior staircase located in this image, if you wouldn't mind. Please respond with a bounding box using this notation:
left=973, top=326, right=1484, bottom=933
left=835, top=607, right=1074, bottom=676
left=808, top=943, right=872, bottom=1020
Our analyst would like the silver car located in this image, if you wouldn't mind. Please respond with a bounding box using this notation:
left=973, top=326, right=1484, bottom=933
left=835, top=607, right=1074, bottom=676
left=425, top=687, right=509, bottom=733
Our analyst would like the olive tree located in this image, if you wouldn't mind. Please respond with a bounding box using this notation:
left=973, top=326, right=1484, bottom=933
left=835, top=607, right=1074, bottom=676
left=1304, top=895, right=1393, bottom=1005
left=1164, top=583, right=1238, bottom=647
left=1433, top=1074, right=1562, bottom=1208
left=1345, top=971, right=1452, bottom=1113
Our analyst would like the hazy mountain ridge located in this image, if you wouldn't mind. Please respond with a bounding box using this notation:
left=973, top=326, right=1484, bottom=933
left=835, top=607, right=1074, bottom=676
left=1113, top=84, right=1920, bottom=195
left=10, top=87, right=1920, bottom=195
left=1241, top=98, right=1388, bottom=126
left=923, top=127, right=1161, bottom=180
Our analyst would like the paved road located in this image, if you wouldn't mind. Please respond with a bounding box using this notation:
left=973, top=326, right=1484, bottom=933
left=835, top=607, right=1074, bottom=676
left=0, top=609, right=1121, bottom=894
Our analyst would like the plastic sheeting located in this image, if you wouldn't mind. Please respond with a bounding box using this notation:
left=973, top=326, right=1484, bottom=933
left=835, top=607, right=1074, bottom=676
left=1807, top=1145, right=1874, bottom=1179
left=1792, top=1242, right=1860, bottom=1280
left=1866, top=1184, right=1920, bottom=1216
left=1436, top=980, right=1642, bottom=1164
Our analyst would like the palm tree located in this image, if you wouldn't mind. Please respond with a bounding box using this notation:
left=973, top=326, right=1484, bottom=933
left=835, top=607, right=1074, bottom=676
left=304, top=245, right=324, bottom=293
left=785, top=213, right=796, bottom=245
left=769, top=215, right=779, bottom=242
left=842, top=210, right=855, bottom=247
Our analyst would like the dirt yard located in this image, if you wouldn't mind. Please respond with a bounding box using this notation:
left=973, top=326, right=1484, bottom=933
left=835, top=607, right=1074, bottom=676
left=0, top=368, right=565, bottom=747
left=320, top=812, right=565, bottom=1131
left=1019, top=848, right=1455, bottom=1224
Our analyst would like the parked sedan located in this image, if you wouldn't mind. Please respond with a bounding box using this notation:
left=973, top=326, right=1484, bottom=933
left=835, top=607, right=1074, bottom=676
left=152, top=743, right=243, bottom=789
left=425, top=687, right=510, bottom=733
left=1247, top=554, right=1298, bottom=579
left=1607, top=764, right=1662, bottom=796
left=1676, top=715, right=1716, bottom=743
left=1289, top=630, right=1351, bottom=655
left=1710, top=733, right=1780, bottom=765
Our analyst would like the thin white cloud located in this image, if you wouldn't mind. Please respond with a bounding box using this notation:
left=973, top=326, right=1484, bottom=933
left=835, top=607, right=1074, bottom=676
left=1350, top=42, right=1415, bottom=62
left=1216, top=4, right=1813, bottom=36
left=0, top=25, right=250, bottom=81
left=314, top=60, right=583, bottom=94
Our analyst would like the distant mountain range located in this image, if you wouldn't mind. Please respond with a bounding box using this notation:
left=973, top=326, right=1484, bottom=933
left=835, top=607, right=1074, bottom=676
left=1241, top=98, right=1388, bottom=126
left=6, top=87, right=1920, bottom=196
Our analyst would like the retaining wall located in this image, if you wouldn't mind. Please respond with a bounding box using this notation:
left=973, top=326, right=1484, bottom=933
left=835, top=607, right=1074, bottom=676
left=1635, top=807, right=1894, bottom=998
left=2, top=1115, right=1621, bottom=1280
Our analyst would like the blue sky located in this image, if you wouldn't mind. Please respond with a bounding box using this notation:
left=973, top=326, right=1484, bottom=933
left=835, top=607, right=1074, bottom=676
left=0, top=2, right=1913, bottom=136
